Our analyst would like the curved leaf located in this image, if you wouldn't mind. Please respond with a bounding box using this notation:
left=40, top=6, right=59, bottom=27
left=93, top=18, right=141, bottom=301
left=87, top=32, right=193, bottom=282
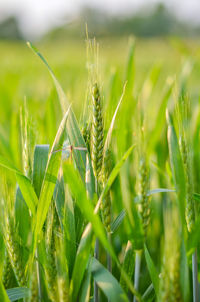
left=27, top=42, right=90, bottom=183
left=0, top=155, right=38, bottom=215
left=111, top=209, right=126, bottom=233
left=0, top=155, right=21, bottom=174
left=70, top=224, right=93, bottom=301
left=104, top=82, right=126, bottom=153
left=91, top=257, right=129, bottom=302
left=16, top=174, right=38, bottom=215
left=33, top=106, right=70, bottom=253
left=144, top=244, right=159, bottom=298
left=0, top=281, right=10, bottom=302
left=68, top=145, right=141, bottom=301
left=167, top=110, right=186, bottom=227
left=32, top=144, right=49, bottom=198
left=79, top=266, right=91, bottom=302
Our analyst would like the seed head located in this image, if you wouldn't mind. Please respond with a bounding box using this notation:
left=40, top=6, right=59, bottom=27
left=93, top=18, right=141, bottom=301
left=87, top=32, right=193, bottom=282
left=138, top=157, right=150, bottom=237
left=91, top=83, right=104, bottom=179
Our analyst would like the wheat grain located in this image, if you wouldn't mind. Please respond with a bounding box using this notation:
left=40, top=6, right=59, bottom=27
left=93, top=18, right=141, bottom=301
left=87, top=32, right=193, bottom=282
left=82, top=122, right=91, bottom=153
left=4, top=213, right=26, bottom=286
left=91, top=83, right=104, bottom=179
left=138, top=157, right=150, bottom=237
left=2, top=251, right=16, bottom=289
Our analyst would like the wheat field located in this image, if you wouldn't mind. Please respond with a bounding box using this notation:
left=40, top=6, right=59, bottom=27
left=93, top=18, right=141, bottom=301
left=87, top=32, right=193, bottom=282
left=0, top=37, right=200, bottom=301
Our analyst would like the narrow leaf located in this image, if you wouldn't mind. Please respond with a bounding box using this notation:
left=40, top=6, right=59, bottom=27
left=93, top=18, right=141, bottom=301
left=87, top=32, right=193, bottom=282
left=6, top=287, right=30, bottom=301
left=27, top=42, right=88, bottom=182
left=70, top=224, right=94, bottom=301
left=68, top=145, right=141, bottom=301
left=167, top=110, right=186, bottom=227
left=16, top=174, right=38, bottom=215
left=0, top=281, right=10, bottom=302
left=111, top=209, right=126, bottom=233
left=15, top=187, right=31, bottom=245
left=99, top=145, right=136, bottom=200
left=144, top=244, right=159, bottom=298
left=32, top=144, right=49, bottom=198
left=91, top=257, right=129, bottom=302
left=79, top=266, right=91, bottom=302
left=120, top=241, right=134, bottom=293
left=0, top=155, right=21, bottom=174
left=193, top=193, right=200, bottom=202
left=63, top=163, right=115, bottom=260
left=147, top=188, right=175, bottom=196
left=104, top=82, right=126, bottom=153
left=63, top=185, right=76, bottom=278
left=0, top=155, right=38, bottom=215
left=33, top=106, right=70, bottom=253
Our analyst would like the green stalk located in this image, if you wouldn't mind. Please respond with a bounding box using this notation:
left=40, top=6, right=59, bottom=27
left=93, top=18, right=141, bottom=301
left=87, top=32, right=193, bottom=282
left=107, top=233, right=112, bottom=273
left=133, top=250, right=142, bottom=302
left=94, top=238, right=99, bottom=302
left=142, top=283, right=154, bottom=300
left=94, top=178, right=99, bottom=302
left=176, top=96, right=198, bottom=301
left=192, top=250, right=199, bottom=302
left=36, top=249, right=42, bottom=302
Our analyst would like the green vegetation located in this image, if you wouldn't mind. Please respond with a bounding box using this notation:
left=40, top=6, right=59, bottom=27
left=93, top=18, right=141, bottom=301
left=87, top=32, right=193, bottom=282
left=1, top=36, right=200, bottom=302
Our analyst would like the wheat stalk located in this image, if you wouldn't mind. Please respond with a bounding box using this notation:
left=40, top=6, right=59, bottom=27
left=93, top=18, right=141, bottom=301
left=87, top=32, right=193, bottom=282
left=101, top=149, right=113, bottom=233
left=45, top=204, right=58, bottom=302
left=176, top=95, right=198, bottom=301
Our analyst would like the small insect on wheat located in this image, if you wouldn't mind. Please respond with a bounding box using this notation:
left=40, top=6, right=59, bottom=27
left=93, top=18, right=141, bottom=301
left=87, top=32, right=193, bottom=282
left=52, top=141, right=87, bottom=162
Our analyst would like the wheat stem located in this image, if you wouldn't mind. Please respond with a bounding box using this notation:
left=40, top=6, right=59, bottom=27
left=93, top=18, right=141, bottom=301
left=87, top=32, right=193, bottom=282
left=192, top=250, right=199, bottom=302
left=35, top=249, right=42, bottom=302
left=45, top=205, right=58, bottom=302
left=107, top=233, right=112, bottom=273
left=133, top=250, right=142, bottom=302
left=94, top=178, right=99, bottom=302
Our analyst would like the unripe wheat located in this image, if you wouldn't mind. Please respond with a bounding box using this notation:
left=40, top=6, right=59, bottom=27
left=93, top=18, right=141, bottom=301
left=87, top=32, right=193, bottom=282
left=138, top=157, right=150, bottom=237
left=91, top=83, right=104, bottom=179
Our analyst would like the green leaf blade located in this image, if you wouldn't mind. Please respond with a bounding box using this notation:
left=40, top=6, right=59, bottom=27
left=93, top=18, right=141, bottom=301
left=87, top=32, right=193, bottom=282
left=91, top=257, right=129, bottom=302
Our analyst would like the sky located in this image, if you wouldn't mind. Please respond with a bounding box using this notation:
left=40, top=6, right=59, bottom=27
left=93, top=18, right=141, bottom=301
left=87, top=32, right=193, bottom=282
left=0, top=0, right=200, bottom=37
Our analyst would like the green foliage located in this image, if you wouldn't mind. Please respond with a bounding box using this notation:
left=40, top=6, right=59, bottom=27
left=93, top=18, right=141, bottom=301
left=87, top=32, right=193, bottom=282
left=1, top=37, right=200, bottom=302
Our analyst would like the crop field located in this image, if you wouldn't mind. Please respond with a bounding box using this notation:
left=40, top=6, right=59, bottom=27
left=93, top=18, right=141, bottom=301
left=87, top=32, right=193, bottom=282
left=1, top=37, right=200, bottom=301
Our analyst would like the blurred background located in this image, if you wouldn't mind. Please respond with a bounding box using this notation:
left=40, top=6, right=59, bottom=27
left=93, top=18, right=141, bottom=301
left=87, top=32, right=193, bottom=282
left=1, top=0, right=200, bottom=146
left=0, top=0, right=200, bottom=40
